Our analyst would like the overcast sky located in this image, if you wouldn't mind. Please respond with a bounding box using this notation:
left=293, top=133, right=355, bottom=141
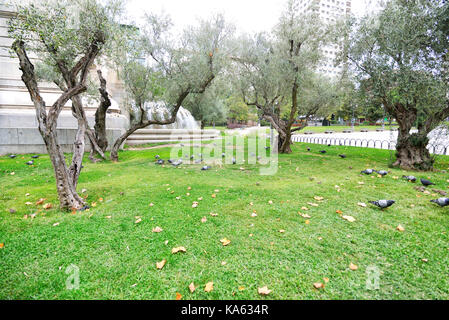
left=126, top=0, right=371, bottom=35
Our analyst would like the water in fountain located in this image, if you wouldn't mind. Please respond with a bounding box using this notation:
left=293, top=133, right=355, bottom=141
left=144, top=101, right=199, bottom=130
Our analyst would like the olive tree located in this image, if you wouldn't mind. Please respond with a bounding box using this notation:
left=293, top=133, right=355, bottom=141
left=109, top=13, right=234, bottom=161
left=9, top=0, right=122, bottom=209
left=346, top=0, right=449, bottom=170
left=232, top=0, right=333, bottom=153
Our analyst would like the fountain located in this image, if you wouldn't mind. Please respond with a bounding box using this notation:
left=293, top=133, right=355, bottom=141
left=125, top=101, right=220, bottom=146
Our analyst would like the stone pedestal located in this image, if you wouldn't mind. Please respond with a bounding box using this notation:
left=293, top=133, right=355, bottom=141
left=0, top=4, right=128, bottom=155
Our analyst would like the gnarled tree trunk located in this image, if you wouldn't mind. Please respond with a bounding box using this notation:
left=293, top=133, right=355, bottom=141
left=13, top=40, right=88, bottom=210
left=394, top=129, right=433, bottom=171
left=94, top=69, right=111, bottom=152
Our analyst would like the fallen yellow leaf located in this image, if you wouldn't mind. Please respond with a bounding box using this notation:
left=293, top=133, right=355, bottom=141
left=204, top=281, right=214, bottom=292
left=396, top=225, right=405, bottom=232
left=171, top=246, right=187, bottom=254
left=156, top=259, right=166, bottom=270
left=152, top=226, right=163, bottom=233
left=313, top=282, right=324, bottom=289
left=349, top=263, right=358, bottom=271
left=189, top=282, right=196, bottom=293
left=201, top=216, right=207, bottom=223
left=258, top=286, right=272, bottom=295
left=0, top=243, right=4, bottom=249
left=175, top=292, right=182, bottom=300
left=220, top=238, right=231, bottom=246
left=342, top=215, right=356, bottom=223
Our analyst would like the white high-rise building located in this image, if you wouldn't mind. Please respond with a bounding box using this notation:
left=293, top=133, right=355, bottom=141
left=298, top=0, right=352, bottom=77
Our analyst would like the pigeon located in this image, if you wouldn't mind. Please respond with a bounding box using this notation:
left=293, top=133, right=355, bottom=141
left=155, top=159, right=164, bottom=165
left=264, top=146, right=270, bottom=150
left=155, top=155, right=160, bottom=159
left=194, top=159, right=202, bottom=164
left=307, top=148, right=311, bottom=151
left=327, top=144, right=331, bottom=147
left=201, top=166, right=211, bottom=171
left=361, top=169, right=374, bottom=175
left=9, top=154, right=16, bottom=159
left=375, top=170, right=388, bottom=176
left=171, top=159, right=183, bottom=167
left=420, top=178, right=435, bottom=187
left=167, top=159, right=174, bottom=164
left=190, top=155, right=195, bottom=160
left=369, top=200, right=396, bottom=209
left=26, top=160, right=34, bottom=165
left=338, top=154, right=346, bottom=159
left=232, top=157, right=236, bottom=165
left=31, top=155, right=39, bottom=159
left=430, top=198, right=449, bottom=207
left=221, top=153, right=226, bottom=158
left=402, top=175, right=417, bottom=182
left=319, top=150, right=326, bottom=154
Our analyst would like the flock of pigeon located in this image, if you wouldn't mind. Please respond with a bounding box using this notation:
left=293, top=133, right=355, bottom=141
left=9, top=154, right=39, bottom=165
left=308, top=146, right=449, bottom=209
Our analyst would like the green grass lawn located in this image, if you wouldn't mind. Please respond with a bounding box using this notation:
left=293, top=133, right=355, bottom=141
left=1, top=143, right=449, bottom=300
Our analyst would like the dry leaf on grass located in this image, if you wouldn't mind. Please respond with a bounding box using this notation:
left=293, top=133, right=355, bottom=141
left=171, top=246, right=187, bottom=254
left=300, top=213, right=311, bottom=218
left=211, top=194, right=216, bottom=198
left=175, top=292, right=182, bottom=300
left=314, top=196, right=324, bottom=201
left=149, top=203, right=154, bottom=207
left=251, top=212, right=257, bottom=217
left=268, top=200, right=273, bottom=204
left=336, top=210, right=343, bottom=214
left=204, top=281, right=214, bottom=292
left=313, top=282, right=324, bottom=289
left=135, top=218, right=142, bottom=224
left=342, top=215, right=356, bottom=223
left=0, top=243, right=4, bottom=249
left=279, top=229, right=285, bottom=233
left=152, top=226, right=163, bottom=233
left=189, top=282, right=196, bottom=293
left=25, top=202, right=33, bottom=206
left=156, top=259, right=166, bottom=270
left=52, top=222, right=60, bottom=227
left=201, top=217, right=207, bottom=223
left=220, top=238, right=231, bottom=246
left=36, top=198, right=46, bottom=205
left=358, top=202, right=367, bottom=207
left=349, top=263, right=358, bottom=271
left=43, top=203, right=52, bottom=210
left=258, top=286, right=272, bottom=295
left=210, top=212, right=218, bottom=217
left=396, top=225, right=405, bottom=232
left=308, top=202, right=319, bottom=207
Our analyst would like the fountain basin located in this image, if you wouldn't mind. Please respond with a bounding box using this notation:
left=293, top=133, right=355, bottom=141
left=126, top=129, right=221, bottom=145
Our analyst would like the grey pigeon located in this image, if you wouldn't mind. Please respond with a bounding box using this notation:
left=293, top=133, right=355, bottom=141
left=319, top=150, right=326, bottom=154
left=361, top=169, right=374, bottom=175
left=155, top=159, right=164, bottom=165
left=201, top=166, right=211, bottom=171
left=402, top=175, right=417, bottom=182
left=264, top=146, right=270, bottom=150
left=430, top=198, right=449, bottom=207
left=327, top=144, right=331, bottom=147
left=420, top=178, right=435, bottom=187
left=232, top=157, right=236, bottom=165
left=9, top=154, right=16, bottom=159
left=375, top=170, right=388, bottom=176
left=369, top=200, right=395, bottom=209
left=194, top=159, right=202, bottom=164
left=171, top=159, right=183, bottom=167
left=31, top=155, right=39, bottom=159
left=307, top=148, right=311, bottom=151
left=339, top=154, right=346, bottom=159
left=26, top=160, right=34, bottom=165
left=221, top=153, right=226, bottom=158
left=190, top=155, right=195, bottom=160
left=155, top=155, right=160, bottom=159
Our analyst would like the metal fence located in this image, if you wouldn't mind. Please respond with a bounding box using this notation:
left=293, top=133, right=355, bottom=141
left=291, top=135, right=449, bottom=156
